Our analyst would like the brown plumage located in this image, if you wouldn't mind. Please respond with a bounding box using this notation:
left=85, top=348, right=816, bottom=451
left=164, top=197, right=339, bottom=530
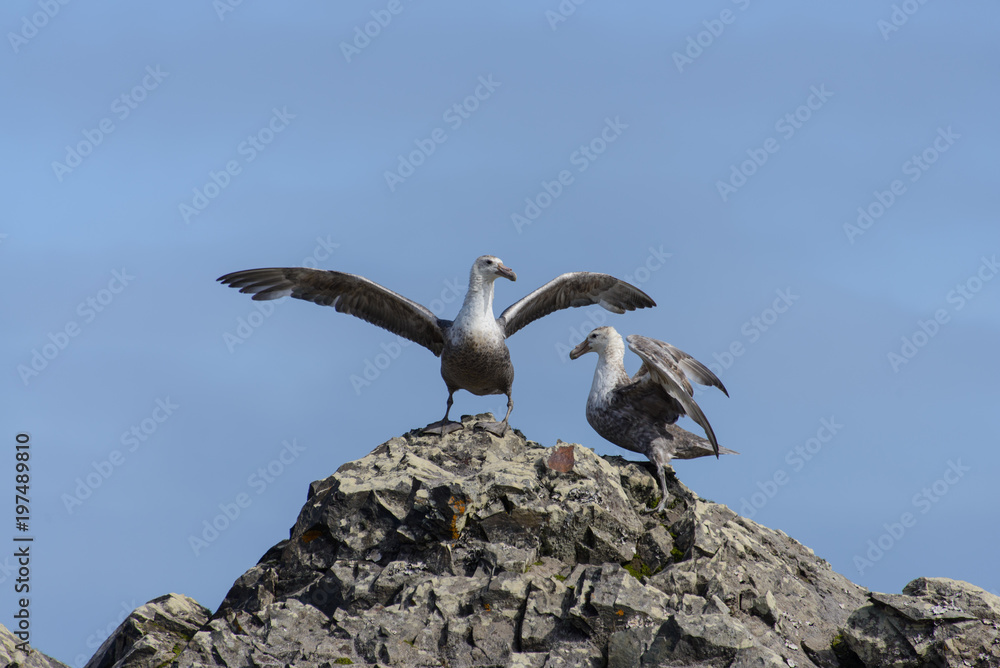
left=219, top=256, right=655, bottom=435
left=570, top=326, right=732, bottom=512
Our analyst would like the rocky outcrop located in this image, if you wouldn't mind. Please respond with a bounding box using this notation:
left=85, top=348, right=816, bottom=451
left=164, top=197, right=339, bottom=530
left=174, top=414, right=867, bottom=667
left=83, top=594, right=210, bottom=668
left=0, top=623, right=68, bottom=668
left=74, top=415, right=1000, bottom=667
left=844, top=577, right=1000, bottom=667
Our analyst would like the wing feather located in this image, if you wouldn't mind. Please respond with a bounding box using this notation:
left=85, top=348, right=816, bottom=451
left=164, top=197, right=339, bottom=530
left=626, top=334, right=726, bottom=456
left=611, top=375, right=685, bottom=424
left=218, top=267, right=446, bottom=355
left=627, top=335, right=728, bottom=396
left=497, top=272, right=655, bottom=338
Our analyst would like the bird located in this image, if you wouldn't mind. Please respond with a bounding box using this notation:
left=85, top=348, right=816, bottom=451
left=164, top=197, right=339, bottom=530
left=218, top=256, right=655, bottom=436
left=569, top=326, right=732, bottom=512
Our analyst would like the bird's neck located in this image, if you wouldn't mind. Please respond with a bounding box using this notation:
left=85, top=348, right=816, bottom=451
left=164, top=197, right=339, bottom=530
left=591, top=343, right=628, bottom=399
left=457, top=273, right=496, bottom=324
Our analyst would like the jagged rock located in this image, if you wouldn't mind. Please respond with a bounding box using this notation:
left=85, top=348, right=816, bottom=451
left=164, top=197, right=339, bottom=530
left=83, top=593, right=210, bottom=668
left=163, top=416, right=868, bottom=666
left=844, top=577, right=1000, bottom=667
left=730, top=646, right=789, bottom=667
left=751, top=590, right=778, bottom=626
left=70, top=416, right=1000, bottom=667
left=0, top=623, right=69, bottom=668
left=641, top=612, right=756, bottom=665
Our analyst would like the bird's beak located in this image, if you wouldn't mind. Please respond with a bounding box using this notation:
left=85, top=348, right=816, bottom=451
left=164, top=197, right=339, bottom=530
left=569, top=339, right=591, bottom=360
left=497, top=263, right=517, bottom=281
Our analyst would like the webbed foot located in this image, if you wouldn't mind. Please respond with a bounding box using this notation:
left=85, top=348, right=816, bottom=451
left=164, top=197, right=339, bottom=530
left=474, top=420, right=508, bottom=437
left=421, top=420, right=463, bottom=436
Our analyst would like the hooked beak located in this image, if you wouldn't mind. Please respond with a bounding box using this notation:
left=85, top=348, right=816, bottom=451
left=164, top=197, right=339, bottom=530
left=569, top=339, right=591, bottom=360
left=497, top=262, right=517, bottom=282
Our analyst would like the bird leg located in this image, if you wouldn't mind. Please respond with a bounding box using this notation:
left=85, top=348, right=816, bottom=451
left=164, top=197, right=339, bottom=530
left=646, top=464, right=671, bottom=514
left=421, top=390, right=463, bottom=436
left=644, top=448, right=673, bottom=514
left=474, top=392, right=513, bottom=437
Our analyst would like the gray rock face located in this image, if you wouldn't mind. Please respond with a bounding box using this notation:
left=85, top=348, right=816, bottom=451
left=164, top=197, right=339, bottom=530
left=0, top=623, right=69, bottom=668
left=83, top=593, right=210, bottom=668
left=171, top=415, right=871, bottom=667
left=75, top=416, right=1000, bottom=667
left=844, top=577, right=1000, bottom=667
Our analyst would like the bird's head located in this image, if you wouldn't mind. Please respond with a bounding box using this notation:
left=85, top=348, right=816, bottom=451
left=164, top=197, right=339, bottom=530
left=570, top=326, right=620, bottom=359
left=473, top=255, right=517, bottom=283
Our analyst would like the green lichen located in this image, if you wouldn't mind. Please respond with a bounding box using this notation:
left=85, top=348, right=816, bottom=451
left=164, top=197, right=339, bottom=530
left=830, top=633, right=845, bottom=650
left=334, top=658, right=354, bottom=665
left=553, top=574, right=566, bottom=582
left=524, top=559, right=546, bottom=573
left=670, top=546, right=685, bottom=560
left=623, top=554, right=653, bottom=580
left=153, top=645, right=183, bottom=668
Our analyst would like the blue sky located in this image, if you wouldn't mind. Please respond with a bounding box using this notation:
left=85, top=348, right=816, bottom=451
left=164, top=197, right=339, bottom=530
left=3, top=1, right=999, bottom=663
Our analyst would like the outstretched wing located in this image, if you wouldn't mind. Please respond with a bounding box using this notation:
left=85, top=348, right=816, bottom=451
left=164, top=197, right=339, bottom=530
left=497, top=272, right=655, bottom=338
left=626, top=334, right=726, bottom=457
left=218, top=267, right=447, bottom=355
left=628, top=335, right=728, bottom=396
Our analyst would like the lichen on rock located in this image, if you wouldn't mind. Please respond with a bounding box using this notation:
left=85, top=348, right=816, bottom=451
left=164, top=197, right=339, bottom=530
left=70, top=415, right=1000, bottom=667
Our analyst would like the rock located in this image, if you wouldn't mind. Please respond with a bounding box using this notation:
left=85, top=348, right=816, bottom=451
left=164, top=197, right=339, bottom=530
left=0, top=623, right=69, bottom=668
left=642, top=612, right=756, bottom=664
left=844, top=577, right=1000, bottom=667
left=730, top=645, right=791, bottom=668
left=67, top=415, right=1000, bottom=667
left=608, top=624, right=658, bottom=668
left=751, top=590, right=778, bottom=626
left=83, top=593, right=210, bottom=668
